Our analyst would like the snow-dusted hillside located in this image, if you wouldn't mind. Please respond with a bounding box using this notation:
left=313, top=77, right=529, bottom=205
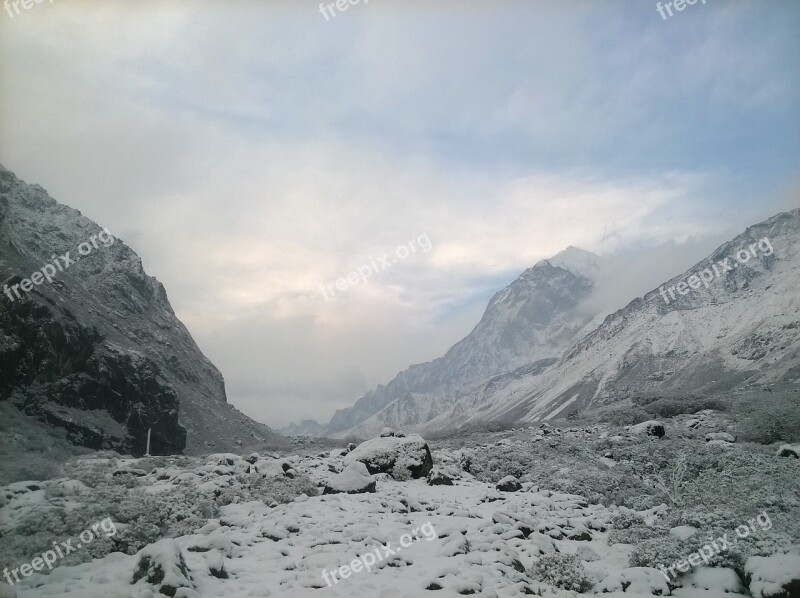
left=435, top=209, right=800, bottom=429
left=0, top=165, right=283, bottom=454
left=301, top=247, right=605, bottom=439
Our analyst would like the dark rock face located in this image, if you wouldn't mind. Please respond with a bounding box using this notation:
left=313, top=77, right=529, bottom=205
left=0, top=165, right=282, bottom=454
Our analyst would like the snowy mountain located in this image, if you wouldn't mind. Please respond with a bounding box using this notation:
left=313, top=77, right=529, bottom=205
left=295, top=247, right=606, bottom=439
left=0, top=165, right=283, bottom=454
left=427, top=208, right=800, bottom=430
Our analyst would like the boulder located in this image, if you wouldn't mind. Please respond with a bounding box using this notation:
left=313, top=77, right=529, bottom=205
left=776, top=444, right=800, bottom=459
left=323, top=462, right=376, bottom=495
left=630, top=420, right=666, bottom=438
left=705, top=432, right=736, bottom=443
left=427, top=468, right=454, bottom=486
left=131, top=539, right=194, bottom=597
left=496, top=475, right=522, bottom=492
left=345, top=434, right=433, bottom=479
left=380, top=427, right=395, bottom=437
left=745, top=553, right=800, bottom=598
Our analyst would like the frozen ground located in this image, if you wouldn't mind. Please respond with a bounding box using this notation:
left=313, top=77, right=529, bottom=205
left=2, top=420, right=799, bottom=598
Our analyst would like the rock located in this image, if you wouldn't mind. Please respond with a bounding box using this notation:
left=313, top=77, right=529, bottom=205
left=630, top=420, right=666, bottom=438
left=686, top=419, right=702, bottom=429
left=347, top=443, right=356, bottom=452
left=705, top=432, right=736, bottom=443
left=380, top=427, right=395, bottom=437
left=776, top=444, right=800, bottom=458
left=323, top=462, right=376, bottom=495
left=345, top=434, right=433, bottom=479
left=496, top=475, right=522, bottom=492
left=113, top=468, right=148, bottom=477
left=745, top=553, right=800, bottom=598
left=683, top=567, right=743, bottom=593
left=595, top=567, right=670, bottom=595
left=131, top=539, right=194, bottom=597
left=427, top=468, right=454, bottom=486
left=669, top=525, right=698, bottom=540
left=244, top=452, right=259, bottom=464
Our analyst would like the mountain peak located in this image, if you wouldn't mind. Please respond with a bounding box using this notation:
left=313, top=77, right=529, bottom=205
left=546, top=246, right=602, bottom=280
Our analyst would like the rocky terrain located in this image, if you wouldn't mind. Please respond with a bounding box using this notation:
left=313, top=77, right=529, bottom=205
left=1, top=415, right=798, bottom=597
left=0, top=165, right=283, bottom=456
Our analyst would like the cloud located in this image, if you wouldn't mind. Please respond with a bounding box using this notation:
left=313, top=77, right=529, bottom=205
left=1, top=0, right=797, bottom=426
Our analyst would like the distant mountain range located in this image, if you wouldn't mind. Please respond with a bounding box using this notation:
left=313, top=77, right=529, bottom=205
left=0, top=165, right=283, bottom=455
left=286, top=209, right=800, bottom=438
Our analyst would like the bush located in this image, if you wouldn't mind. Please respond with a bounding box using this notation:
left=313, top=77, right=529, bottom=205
left=734, top=394, right=800, bottom=444
left=529, top=553, right=591, bottom=592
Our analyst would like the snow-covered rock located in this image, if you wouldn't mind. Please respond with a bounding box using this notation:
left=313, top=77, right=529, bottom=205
left=427, top=468, right=454, bottom=486
left=630, top=420, right=666, bottom=438
left=670, top=525, right=699, bottom=540
left=681, top=566, right=744, bottom=593
left=776, top=444, right=800, bottom=458
left=705, top=432, right=736, bottom=443
left=745, top=553, right=800, bottom=598
left=131, top=539, right=194, bottom=597
left=344, top=434, right=433, bottom=479
left=496, top=475, right=522, bottom=492
left=322, top=462, right=376, bottom=495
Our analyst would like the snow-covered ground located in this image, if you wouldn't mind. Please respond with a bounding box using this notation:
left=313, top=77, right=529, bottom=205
left=2, top=425, right=799, bottom=598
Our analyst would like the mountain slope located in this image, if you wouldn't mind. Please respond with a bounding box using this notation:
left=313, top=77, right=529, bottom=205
left=432, top=208, right=800, bottom=429
left=0, top=165, right=283, bottom=454
left=303, top=247, right=605, bottom=438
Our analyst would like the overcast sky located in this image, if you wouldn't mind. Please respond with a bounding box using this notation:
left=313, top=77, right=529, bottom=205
left=1, top=0, right=798, bottom=427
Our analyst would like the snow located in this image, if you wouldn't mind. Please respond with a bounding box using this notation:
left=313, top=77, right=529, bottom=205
left=669, top=525, right=699, bottom=540
left=681, top=566, right=743, bottom=592
left=745, top=552, right=800, bottom=598
left=323, top=462, right=375, bottom=494
left=6, top=446, right=691, bottom=598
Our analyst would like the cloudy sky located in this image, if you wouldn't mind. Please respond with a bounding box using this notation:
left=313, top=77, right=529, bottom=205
left=1, top=0, right=798, bottom=427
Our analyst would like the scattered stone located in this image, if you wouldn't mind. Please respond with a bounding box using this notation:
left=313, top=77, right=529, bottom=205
left=244, top=452, right=260, bottom=464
